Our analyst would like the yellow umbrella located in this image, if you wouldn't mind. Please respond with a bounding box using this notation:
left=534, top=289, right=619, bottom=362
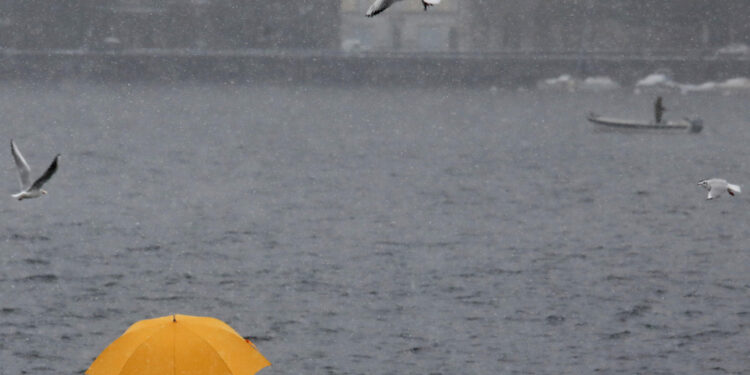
left=87, top=314, right=270, bottom=375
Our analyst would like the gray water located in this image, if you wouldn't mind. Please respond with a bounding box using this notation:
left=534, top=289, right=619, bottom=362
left=1, top=81, right=749, bottom=375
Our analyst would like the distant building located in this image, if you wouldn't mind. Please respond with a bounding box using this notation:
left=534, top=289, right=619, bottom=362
left=459, top=0, right=750, bottom=54
left=454, top=0, right=539, bottom=52
left=0, top=0, right=747, bottom=56
left=340, top=0, right=459, bottom=52
left=200, top=1, right=340, bottom=50
left=342, top=0, right=750, bottom=55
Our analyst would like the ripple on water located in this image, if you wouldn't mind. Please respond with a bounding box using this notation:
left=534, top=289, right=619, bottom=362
left=23, top=258, right=50, bottom=265
left=1, top=307, right=19, bottom=315
left=4, top=233, right=51, bottom=242
left=126, top=244, right=162, bottom=252
left=676, top=330, right=738, bottom=343
left=16, top=274, right=58, bottom=283
left=606, top=330, right=631, bottom=340
left=3, top=84, right=750, bottom=375
left=615, top=303, right=652, bottom=322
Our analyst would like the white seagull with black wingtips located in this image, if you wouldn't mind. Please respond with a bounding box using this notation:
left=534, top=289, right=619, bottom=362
left=366, top=0, right=441, bottom=17
left=10, top=139, right=59, bottom=200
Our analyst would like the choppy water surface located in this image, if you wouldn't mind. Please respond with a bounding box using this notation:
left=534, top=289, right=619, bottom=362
left=1, top=81, right=750, bottom=375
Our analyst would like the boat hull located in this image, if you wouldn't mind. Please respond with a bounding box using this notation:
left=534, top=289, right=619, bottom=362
left=587, top=113, right=702, bottom=133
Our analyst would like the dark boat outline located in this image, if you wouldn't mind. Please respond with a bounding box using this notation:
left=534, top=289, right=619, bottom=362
left=587, top=112, right=703, bottom=133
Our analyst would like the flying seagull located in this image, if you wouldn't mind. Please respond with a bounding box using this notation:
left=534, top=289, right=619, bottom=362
left=366, top=0, right=441, bottom=17
left=10, top=139, right=59, bottom=200
left=698, top=178, right=741, bottom=200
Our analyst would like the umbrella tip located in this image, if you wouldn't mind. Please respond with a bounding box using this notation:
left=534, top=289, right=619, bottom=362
left=173, top=314, right=176, bottom=322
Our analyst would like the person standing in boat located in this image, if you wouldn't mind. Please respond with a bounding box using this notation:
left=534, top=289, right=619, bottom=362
left=654, top=96, right=666, bottom=124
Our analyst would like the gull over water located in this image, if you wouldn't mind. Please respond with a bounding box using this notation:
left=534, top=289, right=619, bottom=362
left=698, top=178, right=741, bottom=200
left=366, top=0, right=441, bottom=17
left=10, top=139, right=59, bottom=200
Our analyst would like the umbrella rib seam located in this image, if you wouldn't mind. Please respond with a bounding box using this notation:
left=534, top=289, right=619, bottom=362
left=179, top=325, right=236, bottom=375
left=115, top=324, right=173, bottom=375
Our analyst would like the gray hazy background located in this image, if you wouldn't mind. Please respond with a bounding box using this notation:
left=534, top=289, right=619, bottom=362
left=1, top=2, right=750, bottom=375
left=0, top=1, right=748, bottom=85
left=0, top=1, right=748, bottom=53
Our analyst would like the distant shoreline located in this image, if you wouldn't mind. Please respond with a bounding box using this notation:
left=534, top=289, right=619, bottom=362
left=1, top=48, right=747, bottom=86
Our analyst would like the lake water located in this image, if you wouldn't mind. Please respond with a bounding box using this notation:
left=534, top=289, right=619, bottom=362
left=1, top=81, right=749, bottom=374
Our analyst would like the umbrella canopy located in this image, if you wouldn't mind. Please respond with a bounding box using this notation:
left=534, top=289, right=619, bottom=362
left=87, top=314, right=270, bottom=375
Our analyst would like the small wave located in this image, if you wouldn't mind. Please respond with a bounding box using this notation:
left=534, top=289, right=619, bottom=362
left=674, top=330, right=737, bottom=344
left=605, top=274, right=632, bottom=282
left=126, top=244, right=162, bottom=252
left=27, top=366, right=56, bottom=374
left=14, top=350, right=64, bottom=361
left=4, top=233, right=51, bottom=242
left=208, top=233, right=246, bottom=245
left=642, top=323, right=668, bottom=331
left=546, top=315, right=566, bottom=325
left=350, top=353, right=373, bottom=363
left=17, top=274, right=58, bottom=283
left=455, top=291, right=483, bottom=304
left=23, top=258, right=50, bottom=265
left=243, top=335, right=273, bottom=342
left=616, top=304, right=651, bottom=322
left=63, top=310, right=121, bottom=320
left=606, top=330, right=631, bottom=340
left=135, top=295, right=190, bottom=301
left=407, top=346, right=425, bottom=353
left=54, top=221, right=85, bottom=228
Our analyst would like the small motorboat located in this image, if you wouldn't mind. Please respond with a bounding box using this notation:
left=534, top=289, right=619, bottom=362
left=587, top=112, right=703, bottom=133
